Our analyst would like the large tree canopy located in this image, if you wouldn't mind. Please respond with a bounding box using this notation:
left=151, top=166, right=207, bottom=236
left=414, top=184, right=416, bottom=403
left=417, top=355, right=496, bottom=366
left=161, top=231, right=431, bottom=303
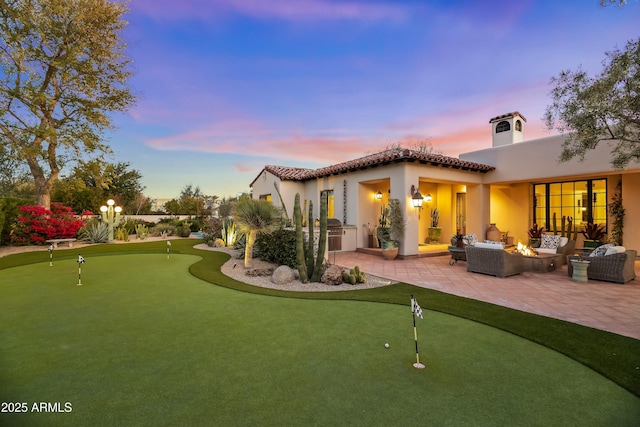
left=52, top=159, right=146, bottom=213
left=0, top=0, right=135, bottom=208
left=544, top=38, right=640, bottom=169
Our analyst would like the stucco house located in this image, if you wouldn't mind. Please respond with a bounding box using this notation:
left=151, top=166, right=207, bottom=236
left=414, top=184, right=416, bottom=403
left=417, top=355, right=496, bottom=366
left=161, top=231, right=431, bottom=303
left=250, top=112, right=640, bottom=258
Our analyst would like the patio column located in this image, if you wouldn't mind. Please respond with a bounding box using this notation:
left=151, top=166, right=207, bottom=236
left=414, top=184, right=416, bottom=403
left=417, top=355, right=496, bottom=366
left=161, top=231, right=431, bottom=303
left=390, top=166, right=420, bottom=257
left=465, top=183, right=491, bottom=240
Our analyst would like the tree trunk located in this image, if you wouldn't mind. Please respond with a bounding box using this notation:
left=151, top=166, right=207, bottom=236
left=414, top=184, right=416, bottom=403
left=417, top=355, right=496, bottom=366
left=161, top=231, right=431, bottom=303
left=26, top=149, right=58, bottom=209
left=244, top=231, right=256, bottom=269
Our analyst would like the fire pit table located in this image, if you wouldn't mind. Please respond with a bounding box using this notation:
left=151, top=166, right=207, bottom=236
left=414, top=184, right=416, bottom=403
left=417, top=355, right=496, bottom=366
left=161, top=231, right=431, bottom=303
left=520, top=253, right=563, bottom=273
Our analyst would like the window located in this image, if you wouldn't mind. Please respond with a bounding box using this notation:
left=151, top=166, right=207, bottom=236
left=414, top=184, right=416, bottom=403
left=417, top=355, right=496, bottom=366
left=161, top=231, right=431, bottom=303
left=496, top=121, right=510, bottom=133
left=259, top=194, right=272, bottom=201
left=515, top=120, right=522, bottom=132
left=320, top=190, right=335, bottom=218
left=533, top=179, right=607, bottom=231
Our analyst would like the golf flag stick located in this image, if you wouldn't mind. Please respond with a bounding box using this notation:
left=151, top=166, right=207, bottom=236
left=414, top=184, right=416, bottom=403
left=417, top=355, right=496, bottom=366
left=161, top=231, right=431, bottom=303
left=411, top=295, right=425, bottom=369
left=167, top=240, right=171, bottom=259
left=48, top=245, right=54, bottom=267
left=77, top=255, right=85, bottom=286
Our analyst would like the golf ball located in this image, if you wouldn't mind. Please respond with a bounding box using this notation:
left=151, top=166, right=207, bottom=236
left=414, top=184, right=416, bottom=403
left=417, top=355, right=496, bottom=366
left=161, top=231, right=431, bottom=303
left=384, top=343, right=390, bottom=349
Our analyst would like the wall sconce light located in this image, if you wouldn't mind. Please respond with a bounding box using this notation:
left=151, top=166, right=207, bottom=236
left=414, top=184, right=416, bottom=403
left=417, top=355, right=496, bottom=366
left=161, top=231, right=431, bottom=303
left=425, top=193, right=432, bottom=203
left=410, top=185, right=424, bottom=208
left=375, top=191, right=382, bottom=200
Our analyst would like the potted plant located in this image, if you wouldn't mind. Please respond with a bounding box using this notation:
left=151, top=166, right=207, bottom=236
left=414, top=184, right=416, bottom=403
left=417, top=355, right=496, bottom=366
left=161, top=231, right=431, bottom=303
left=528, top=224, right=545, bottom=248
left=376, top=205, right=390, bottom=248
left=582, top=223, right=606, bottom=248
left=381, top=199, right=405, bottom=260
left=428, top=208, right=441, bottom=244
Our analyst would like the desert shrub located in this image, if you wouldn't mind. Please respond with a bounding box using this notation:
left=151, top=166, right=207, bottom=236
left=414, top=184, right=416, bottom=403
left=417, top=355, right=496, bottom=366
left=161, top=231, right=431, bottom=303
left=255, top=228, right=297, bottom=268
left=201, top=217, right=222, bottom=238
left=79, top=220, right=109, bottom=243
left=176, top=223, right=192, bottom=237
left=189, top=219, right=201, bottom=232
left=9, top=203, right=91, bottom=245
left=153, top=223, right=177, bottom=237
left=0, top=197, right=32, bottom=246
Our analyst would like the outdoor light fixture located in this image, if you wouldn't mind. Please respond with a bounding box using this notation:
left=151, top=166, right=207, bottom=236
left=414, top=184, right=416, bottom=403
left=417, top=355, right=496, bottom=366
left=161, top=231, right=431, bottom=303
left=410, top=185, right=424, bottom=208
left=100, top=199, right=123, bottom=242
left=375, top=191, right=382, bottom=200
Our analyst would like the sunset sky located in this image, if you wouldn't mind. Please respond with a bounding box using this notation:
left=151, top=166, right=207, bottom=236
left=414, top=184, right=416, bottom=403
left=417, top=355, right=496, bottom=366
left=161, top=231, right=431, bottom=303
left=106, top=0, right=640, bottom=199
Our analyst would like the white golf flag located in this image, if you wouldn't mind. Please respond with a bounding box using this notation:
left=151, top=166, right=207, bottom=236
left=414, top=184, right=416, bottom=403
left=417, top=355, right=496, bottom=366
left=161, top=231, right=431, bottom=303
left=167, top=241, right=172, bottom=247
left=411, top=297, right=423, bottom=319
left=48, top=245, right=54, bottom=252
left=77, top=255, right=85, bottom=264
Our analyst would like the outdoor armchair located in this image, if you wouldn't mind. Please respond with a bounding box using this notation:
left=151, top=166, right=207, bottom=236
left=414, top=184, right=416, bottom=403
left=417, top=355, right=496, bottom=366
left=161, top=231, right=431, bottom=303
left=465, top=245, right=524, bottom=278
left=567, top=250, right=637, bottom=284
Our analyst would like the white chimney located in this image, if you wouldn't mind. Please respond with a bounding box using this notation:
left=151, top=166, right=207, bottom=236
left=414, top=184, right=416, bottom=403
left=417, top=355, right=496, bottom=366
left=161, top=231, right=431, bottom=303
left=489, top=112, right=526, bottom=147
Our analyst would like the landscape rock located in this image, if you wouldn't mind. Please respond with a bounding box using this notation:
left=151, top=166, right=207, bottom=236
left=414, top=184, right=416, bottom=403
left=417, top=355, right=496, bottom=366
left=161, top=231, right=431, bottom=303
left=271, top=265, right=296, bottom=284
left=321, top=265, right=344, bottom=286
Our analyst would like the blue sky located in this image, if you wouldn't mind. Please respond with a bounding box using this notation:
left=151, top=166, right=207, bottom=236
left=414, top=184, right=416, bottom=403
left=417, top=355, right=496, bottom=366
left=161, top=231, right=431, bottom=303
left=104, top=0, right=640, bottom=199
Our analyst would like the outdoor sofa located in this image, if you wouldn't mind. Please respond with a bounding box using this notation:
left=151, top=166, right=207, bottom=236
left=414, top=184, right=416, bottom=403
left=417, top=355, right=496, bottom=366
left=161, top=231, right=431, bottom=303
left=567, top=248, right=637, bottom=284
left=465, top=244, right=524, bottom=278
left=535, top=236, right=576, bottom=265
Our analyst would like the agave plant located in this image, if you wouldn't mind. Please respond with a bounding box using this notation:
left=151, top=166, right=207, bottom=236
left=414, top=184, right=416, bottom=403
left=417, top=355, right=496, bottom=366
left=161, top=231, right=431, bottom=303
left=582, top=223, right=607, bottom=241
left=79, top=222, right=109, bottom=243
left=528, top=224, right=545, bottom=238
left=221, top=219, right=237, bottom=247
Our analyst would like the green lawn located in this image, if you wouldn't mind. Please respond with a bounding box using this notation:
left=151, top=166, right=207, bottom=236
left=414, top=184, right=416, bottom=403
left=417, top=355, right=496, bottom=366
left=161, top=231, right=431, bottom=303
left=1, top=240, right=639, bottom=426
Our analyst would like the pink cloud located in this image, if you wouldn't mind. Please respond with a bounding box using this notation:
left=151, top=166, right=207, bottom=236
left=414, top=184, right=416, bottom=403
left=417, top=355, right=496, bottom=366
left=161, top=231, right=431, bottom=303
left=131, top=0, right=408, bottom=23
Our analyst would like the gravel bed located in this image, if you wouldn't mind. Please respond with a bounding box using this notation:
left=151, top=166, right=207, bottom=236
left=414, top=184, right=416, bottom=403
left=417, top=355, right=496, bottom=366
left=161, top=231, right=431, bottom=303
left=194, top=244, right=396, bottom=292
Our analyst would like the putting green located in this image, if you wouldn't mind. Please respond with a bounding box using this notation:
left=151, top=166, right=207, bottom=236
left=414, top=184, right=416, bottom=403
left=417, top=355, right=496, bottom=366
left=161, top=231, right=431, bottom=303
left=1, top=253, right=639, bottom=426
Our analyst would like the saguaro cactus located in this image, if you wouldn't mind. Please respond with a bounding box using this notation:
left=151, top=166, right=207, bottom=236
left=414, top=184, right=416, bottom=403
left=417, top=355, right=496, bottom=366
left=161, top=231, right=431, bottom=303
left=306, top=200, right=315, bottom=275
left=294, top=193, right=308, bottom=283
left=310, top=192, right=328, bottom=283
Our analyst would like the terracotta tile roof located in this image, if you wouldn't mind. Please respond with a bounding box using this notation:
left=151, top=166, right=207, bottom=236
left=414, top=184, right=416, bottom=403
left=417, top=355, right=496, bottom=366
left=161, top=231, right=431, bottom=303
left=489, top=111, right=527, bottom=123
left=250, top=148, right=495, bottom=187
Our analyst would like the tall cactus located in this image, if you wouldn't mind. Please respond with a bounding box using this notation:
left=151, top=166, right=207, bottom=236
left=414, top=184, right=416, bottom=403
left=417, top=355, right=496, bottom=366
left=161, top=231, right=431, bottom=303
left=310, top=192, right=328, bottom=283
left=306, top=200, right=315, bottom=274
left=294, top=193, right=308, bottom=283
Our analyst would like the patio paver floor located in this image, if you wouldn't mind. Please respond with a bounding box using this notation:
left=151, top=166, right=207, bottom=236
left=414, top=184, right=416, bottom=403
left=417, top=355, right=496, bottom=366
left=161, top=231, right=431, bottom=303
left=334, top=251, right=640, bottom=340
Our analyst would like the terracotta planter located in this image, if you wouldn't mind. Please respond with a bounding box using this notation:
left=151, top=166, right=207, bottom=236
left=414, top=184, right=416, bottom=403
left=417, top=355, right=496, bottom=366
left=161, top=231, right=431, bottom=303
left=381, top=247, right=398, bottom=260
left=487, top=223, right=501, bottom=242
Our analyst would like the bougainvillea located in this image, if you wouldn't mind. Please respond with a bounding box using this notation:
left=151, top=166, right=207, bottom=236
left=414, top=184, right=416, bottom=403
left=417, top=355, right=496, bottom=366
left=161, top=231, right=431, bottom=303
left=9, top=203, right=93, bottom=245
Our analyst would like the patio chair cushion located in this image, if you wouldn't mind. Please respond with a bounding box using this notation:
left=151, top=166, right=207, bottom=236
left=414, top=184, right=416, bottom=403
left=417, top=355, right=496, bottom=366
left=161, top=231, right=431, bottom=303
left=475, top=241, right=505, bottom=250
left=536, top=247, right=557, bottom=255
left=540, top=234, right=561, bottom=249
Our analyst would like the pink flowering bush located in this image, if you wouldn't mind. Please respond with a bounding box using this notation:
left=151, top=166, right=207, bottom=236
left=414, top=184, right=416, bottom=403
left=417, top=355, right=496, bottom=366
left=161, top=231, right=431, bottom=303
left=10, top=203, right=93, bottom=245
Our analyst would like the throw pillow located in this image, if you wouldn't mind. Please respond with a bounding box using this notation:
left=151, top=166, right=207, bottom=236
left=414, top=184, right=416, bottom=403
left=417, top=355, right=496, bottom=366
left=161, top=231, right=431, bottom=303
left=462, top=234, right=477, bottom=246
left=559, top=237, right=569, bottom=247
left=604, top=246, right=626, bottom=256
left=590, top=244, right=613, bottom=257
left=540, top=234, right=561, bottom=249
